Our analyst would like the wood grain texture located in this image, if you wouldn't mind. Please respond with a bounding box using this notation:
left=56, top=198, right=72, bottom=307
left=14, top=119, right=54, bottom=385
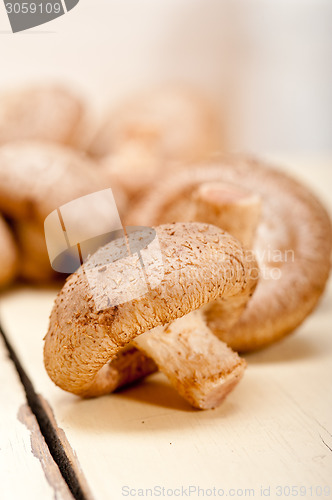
left=0, top=335, right=72, bottom=500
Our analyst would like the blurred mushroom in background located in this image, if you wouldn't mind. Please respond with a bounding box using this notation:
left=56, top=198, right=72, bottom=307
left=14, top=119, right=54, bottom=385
left=90, top=86, right=223, bottom=203
left=0, top=215, right=18, bottom=289
left=0, top=141, right=125, bottom=283
left=0, top=85, right=85, bottom=148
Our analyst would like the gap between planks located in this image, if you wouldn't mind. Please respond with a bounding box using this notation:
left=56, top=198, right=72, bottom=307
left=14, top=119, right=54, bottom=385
left=0, top=322, right=94, bottom=500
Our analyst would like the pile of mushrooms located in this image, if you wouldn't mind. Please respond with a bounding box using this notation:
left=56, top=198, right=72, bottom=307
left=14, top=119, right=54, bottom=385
left=0, top=83, right=222, bottom=287
left=0, top=83, right=331, bottom=410
left=0, top=84, right=90, bottom=286
left=44, top=156, right=331, bottom=409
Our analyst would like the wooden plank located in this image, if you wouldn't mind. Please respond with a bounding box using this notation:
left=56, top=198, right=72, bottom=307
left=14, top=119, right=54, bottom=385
left=0, top=333, right=72, bottom=500
left=0, top=280, right=331, bottom=499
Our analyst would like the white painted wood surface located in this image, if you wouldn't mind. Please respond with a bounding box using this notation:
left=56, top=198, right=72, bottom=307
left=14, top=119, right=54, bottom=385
left=1, top=283, right=331, bottom=499
left=0, top=334, right=72, bottom=500
left=0, top=158, right=331, bottom=499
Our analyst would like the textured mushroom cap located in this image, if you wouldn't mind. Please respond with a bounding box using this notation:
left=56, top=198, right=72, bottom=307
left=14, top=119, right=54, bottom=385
left=89, top=86, right=221, bottom=162
left=0, top=216, right=18, bottom=288
left=130, top=157, right=332, bottom=351
left=44, top=222, right=258, bottom=395
left=0, top=85, right=84, bottom=146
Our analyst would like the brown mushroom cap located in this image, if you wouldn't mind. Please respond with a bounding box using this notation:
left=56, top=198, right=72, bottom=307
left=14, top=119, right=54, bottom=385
left=0, top=85, right=84, bottom=147
left=44, top=222, right=257, bottom=397
left=0, top=216, right=18, bottom=288
left=130, top=157, right=332, bottom=351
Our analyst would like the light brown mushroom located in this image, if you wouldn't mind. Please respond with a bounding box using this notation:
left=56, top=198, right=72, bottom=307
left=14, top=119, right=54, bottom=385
left=0, top=85, right=84, bottom=147
left=0, top=215, right=18, bottom=288
left=89, top=87, right=223, bottom=200
left=74, top=156, right=331, bottom=392
left=102, top=183, right=261, bottom=393
left=130, top=157, right=332, bottom=351
left=44, top=223, right=257, bottom=409
left=0, top=141, right=125, bottom=282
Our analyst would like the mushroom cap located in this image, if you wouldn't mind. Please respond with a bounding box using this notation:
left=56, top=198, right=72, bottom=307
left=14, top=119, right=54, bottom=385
left=89, top=86, right=221, bottom=162
left=0, top=85, right=84, bottom=147
left=130, top=156, right=332, bottom=351
left=0, top=216, right=18, bottom=288
left=44, top=222, right=258, bottom=395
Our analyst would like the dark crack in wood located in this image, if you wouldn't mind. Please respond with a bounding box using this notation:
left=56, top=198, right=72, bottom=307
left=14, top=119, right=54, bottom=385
left=319, top=434, right=332, bottom=454
left=0, top=322, right=94, bottom=500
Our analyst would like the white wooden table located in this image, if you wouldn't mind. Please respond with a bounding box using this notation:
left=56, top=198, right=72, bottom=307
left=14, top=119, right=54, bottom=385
left=1, top=157, right=331, bottom=500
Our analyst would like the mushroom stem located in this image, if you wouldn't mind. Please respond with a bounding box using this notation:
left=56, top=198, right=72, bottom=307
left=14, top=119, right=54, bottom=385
left=193, top=182, right=262, bottom=248
left=193, top=182, right=261, bottom=336
left=133, top=310, right=246, bottom=409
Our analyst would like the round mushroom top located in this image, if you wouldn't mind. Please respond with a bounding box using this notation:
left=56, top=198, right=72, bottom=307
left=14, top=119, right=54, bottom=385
left=0, top=85, right=83, bottom=146
left=44, top=222, right=258, bottom=394
left=0, top=141, right=104, bottom=222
